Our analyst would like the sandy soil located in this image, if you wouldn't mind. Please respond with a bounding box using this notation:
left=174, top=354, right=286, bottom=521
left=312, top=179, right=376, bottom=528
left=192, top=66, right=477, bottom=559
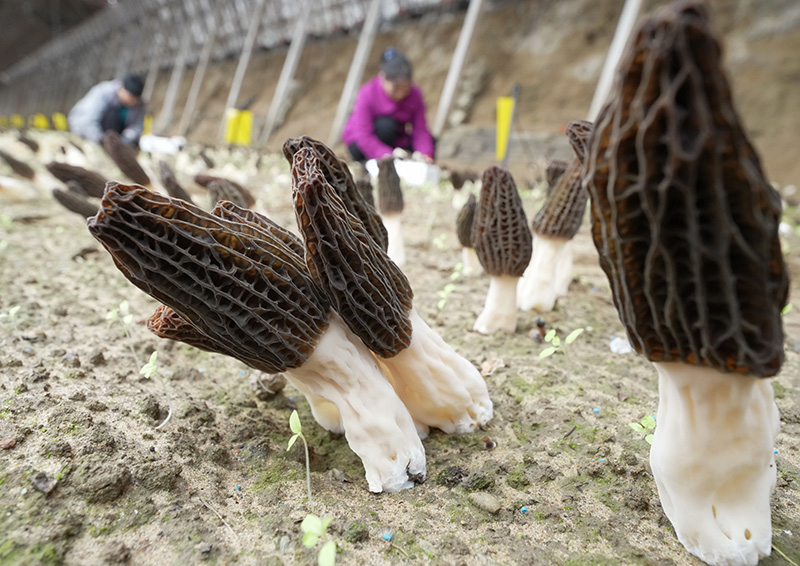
left=0, top=127, right=799, bottom=566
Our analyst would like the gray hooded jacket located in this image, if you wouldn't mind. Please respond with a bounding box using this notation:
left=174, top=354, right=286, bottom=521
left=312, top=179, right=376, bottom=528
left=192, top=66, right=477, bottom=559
left=67, top=80, right=145, bottom=145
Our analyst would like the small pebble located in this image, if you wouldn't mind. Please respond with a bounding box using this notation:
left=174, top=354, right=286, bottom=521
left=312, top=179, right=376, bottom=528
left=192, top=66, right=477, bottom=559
left=382, top=533, right=392, bottom=541
left=520, top=506, right=528, bottom=514
left=149, top=446, right=155, bottom=453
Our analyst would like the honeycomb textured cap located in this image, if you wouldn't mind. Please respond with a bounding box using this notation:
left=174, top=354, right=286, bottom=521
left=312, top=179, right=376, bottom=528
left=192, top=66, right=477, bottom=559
left=147, top=304, right=223, bottom=353
left=531, top=159, right=588, bottom=240
left=456, top=192, right=477, bottom=248
left=292, top=147, right=413, bottom=358
left=377, top=157, right=404, bottom=215
left=87, top=183, right=329, bottom=374
left=585, top=0, right=788, bottom=377
left=545, top=160, right=568, bottom=188
left=45, top=162, right=107, bottom=198
left=100, top=130, right=150, bottom=186
left=471, top=166, right=532, bottom=277
left=283, top=136, right=389, bottom=251
left=194, top=174, right=255, bottom=207
left=211, top=200, right=305, bottom=258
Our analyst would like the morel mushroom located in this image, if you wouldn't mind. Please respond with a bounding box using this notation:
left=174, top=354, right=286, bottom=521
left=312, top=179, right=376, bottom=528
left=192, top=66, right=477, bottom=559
left=158, top=160, right=194, bottom=204
left=518, top=121, right=592, bottom=312
left=585, top=3, right=787, bottom=565
left=283, top=136, right=388, bottom=251
left=545, top=159, right=568, bottom=190
left=45, top=162, right=108, bottom=198
left=377, top=157, right=406, bottom=266
left=471, top=166, right=532, bottom=334
left=0, top=149, right=35, bottom=180
left=88, top=183, right=423, bottom=493
left=194, top=174, right=256, bottom=208
left=51, top=187, right=98, bottom=218
left=101, top=131, right=151, bottom=187
left=207, top=179, right=252, bottom=209
left=455, top=193, right=482, bottom=276
left=293, top=147, right=493, bottom=436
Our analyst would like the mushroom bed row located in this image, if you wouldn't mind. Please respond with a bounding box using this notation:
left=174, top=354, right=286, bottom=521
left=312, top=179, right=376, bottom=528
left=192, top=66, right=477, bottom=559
left=0, top=2, right=791, bottom=566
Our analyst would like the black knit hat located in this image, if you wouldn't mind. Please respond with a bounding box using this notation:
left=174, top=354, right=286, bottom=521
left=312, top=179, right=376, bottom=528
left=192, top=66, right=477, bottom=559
left=122, top=74, right=144, bottom=98
left=381, top=47, right=412, bottom=81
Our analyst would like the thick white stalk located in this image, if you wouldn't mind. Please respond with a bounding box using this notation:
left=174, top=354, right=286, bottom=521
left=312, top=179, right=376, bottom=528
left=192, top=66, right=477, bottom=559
left=461, top=246, right=483, bottom=277
left=650, top=362, right=779, bottom=566
left=517, top=235, right=567, bottom=311
left=285, top=311, right=425, bottom=493
left=381, top=213, right=406, bottom=267
left=376, top=308, right=493, bottom=434
left=554, top=238, right=574, bottom=297
left=474, top=274, right=519, bottom=335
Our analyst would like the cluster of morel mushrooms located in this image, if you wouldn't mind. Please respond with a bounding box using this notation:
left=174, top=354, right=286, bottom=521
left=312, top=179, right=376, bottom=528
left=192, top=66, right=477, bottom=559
left=82, top=1, right=787, bottom=564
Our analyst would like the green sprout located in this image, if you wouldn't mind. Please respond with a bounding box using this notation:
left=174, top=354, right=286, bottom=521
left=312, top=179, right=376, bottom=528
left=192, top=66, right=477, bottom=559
left=629, top=414, right=656, bottom=445
left=538, top=328, right=584, bottom=359
left=106, top=300, right=138, bottom=363
left=139, top=351, right=173, bottom=430
left=0, top=305, right=21, bottom=324
left=781, top=303, right=793, bottom=316
left=437, top=283, right=456, bottom=310
left=300, top=514, right=337, bottom=566
left=287, top=409, right=313, bottom=505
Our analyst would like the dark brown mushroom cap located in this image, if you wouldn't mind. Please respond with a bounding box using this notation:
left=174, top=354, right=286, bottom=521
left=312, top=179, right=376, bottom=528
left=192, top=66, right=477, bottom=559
left=52, top=187, right=98, bottom=218
left=292, top=147, right=413, bottom=358
left=100, top=131, right=151, bottom=186
left=194, top=174, right=256, bottom=208
left=585, top=0, right=788, bottom=377
left=210, top=200, right=305, bottom=258
left=456, top=192, right=477, bottom=248
left=87, top=183, right=330, bottom=374
left=545, top=160, right=568, bottom=188
left=377, top=157, right=404, bottom=215
left=147, top=304, right=223, bottom=353
left=283, top=136, right=389, bottom=251
left=207, top=179, right=251, bottom=209
left=17, top=133, right=40, bottom=153
left=471, top=166, right=532, bottom=277
left=0, top=149, right=35, bottom=179
left=45, top=162, right=108, bottom=199
left=198, top=149, right=215, bottom=169
left=531, top=159, right=588, bottom=240
left=355, top=173, right=375, bottom=209
left=566, top=120, right=594, bottom=164
left=158, top=160, right=194, bottom=204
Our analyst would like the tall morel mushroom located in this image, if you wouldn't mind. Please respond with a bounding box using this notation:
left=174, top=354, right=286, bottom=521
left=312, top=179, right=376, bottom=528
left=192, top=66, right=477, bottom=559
left=518, top=121, right=592, bottom=312
left=585, top=3, right=787, bottom=565
left=455, top=193, right=482, bottom=276
left=377, top=157, right=406, bottom=266
left=100, top=131, right=151, bottom=187
left=292, top=147, right=493, bottom=437
left=158, top=160, right=194, bottom=204
left=45, top=162, right=108, bottom=198
left=87, top=182, right=425, bottom=493
left=471, top=166, right=532, bottom=334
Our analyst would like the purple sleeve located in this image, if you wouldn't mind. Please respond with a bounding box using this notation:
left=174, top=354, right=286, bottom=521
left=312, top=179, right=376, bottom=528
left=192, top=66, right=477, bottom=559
left=408, top=88, right=435, bottom=159
left=344, top=81, right=394, bottom=160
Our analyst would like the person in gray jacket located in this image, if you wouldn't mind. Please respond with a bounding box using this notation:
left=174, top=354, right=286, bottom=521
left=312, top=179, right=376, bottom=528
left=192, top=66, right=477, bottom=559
left=67, top=74, right=146, bottom=147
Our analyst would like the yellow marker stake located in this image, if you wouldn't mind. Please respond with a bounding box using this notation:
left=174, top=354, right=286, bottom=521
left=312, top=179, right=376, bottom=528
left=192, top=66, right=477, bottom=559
left=30, top=113, right=50, bottom=130
left=11, top=114, right=25, bottom=128
left=235, top=110, right=252, bottom=146
left=224, top=108, right=241, bottom=145
left=143, top=114, right=154, bottom=136
left=52, top=112, right=68, bottom=131
left=496, top=96, right=515, bottom=162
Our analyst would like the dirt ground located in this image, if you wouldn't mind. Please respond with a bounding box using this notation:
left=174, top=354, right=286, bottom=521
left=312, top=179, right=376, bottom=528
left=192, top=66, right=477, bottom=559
left=0, top=127, right=799, bottom=566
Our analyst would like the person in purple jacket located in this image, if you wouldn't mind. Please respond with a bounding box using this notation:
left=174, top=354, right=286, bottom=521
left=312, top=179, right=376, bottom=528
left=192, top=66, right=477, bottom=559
left=342, top=48, right=435, bottom=164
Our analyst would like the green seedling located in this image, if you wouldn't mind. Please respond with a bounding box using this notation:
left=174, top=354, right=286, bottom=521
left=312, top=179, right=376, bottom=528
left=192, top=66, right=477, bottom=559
left=0, top=305, right=21, bottom=324
left=629, top=414, right=656, bottom=445
left=106, top=300, right=138, bottom=363
left=781, top=303, right=793, bottom=316
left=538, top=328, right=584, bottom=359
left=300, top=514, right=336, bottom=566
left=287, top=409, right=313, bottom=505
left=139, top=351, right=173, bottom=430
left=437, top=263, right=464, bottom=310
left=432, top=233, right=448, bottom=250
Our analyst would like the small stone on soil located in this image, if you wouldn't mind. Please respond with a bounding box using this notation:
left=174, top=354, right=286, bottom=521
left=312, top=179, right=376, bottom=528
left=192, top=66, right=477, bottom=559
left=469, top=492, right=501, bottom=514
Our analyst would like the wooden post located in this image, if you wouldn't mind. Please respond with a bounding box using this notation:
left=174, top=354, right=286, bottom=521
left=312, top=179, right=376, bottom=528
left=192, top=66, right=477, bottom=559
left=218, top=0, right=269, bottom=142
left=259, top=0, right=310, bottom=143
left=587, top=0, right=641, bottom=121
left=326, top=0, right=383, bottom=148
left=178, top=1, right=223, bottom=136
left=432, top=0, right=483, bottom=138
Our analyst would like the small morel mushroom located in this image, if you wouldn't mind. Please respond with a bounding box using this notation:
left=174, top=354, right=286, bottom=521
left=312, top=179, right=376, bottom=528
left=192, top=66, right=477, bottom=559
left=293, top=147, right=493, bottom=437
left=449, top=168, right=479, bottom=210
left=355, top=172, right=375, bottom=209
left=585, top=3, right=787, bottom=565
left=100, top=131, right=151, bottom=187
left=377, top=157, right=406, bottom=266
left=194, top=174, right=256, bottom=208
left=45, top=162, right=107, bottom=198
left=17, top=132, right=40, bottom=153
left=518, top=121, right=592, bottom=312
left=471, top=166, right=532, bottom=334
left=455, top=193, right=482, bottom=276
left=207, top=179, right=251, bottom=209
left=158, top=160, right=194, bottom=204
left=0, top=149, right=35, bottom=180
left=88, top=183, right=423, bottom=493
left=283, top=136, right=388, bottom=251
left=52, top=187, right=98, bottom=218
left=545, top=159, right=568, bottom=190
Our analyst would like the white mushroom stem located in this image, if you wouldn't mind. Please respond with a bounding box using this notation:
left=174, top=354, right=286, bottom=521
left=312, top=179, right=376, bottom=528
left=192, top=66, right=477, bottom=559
left=381, top=212, right=406, bottom=267
left=649, top=362, right=780, bottom=566
left=461, top=246, right=483, bottom=277
left=375, top=307, right=494, bottom=435
left=517, top=234, right=568, bottom=311
left=285, top=311, right=425, bottom=493
left=473, top=274, right=520, bottom=335
left=554, top=239, right=574, bottom=297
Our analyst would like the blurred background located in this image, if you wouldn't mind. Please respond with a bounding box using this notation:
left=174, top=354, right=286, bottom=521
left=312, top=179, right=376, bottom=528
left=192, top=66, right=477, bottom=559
left=0, top=0, right=798, bottom=185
